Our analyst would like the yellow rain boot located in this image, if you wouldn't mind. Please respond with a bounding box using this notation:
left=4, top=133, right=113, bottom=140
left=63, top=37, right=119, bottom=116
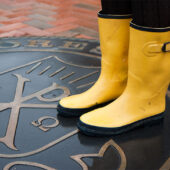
left=78, top=23, right=170, bottom=136
left=57, top=11, right=131, bottom=116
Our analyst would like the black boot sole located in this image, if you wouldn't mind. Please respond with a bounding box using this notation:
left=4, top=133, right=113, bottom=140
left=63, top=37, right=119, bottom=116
left=57, top=100, right=114, bottom=117
left=77, top=113, right=164, bottom=136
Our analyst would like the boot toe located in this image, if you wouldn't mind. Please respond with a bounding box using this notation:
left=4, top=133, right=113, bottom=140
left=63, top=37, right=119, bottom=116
left=78, top=111, right=165, bottom=137
left=57, top=98, right=100, bottom=117
left=58, top=96, right=114, bottom=117
left=57, top=101, right=91, bottom=117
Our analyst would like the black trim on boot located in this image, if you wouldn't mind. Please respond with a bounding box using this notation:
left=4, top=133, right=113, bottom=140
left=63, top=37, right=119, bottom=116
left=77, top=113, right=164, bottom=136
left=57, top=100, right=114, bottom=117
left=98, top=11, right=132, bottom=19
left=130, top=22, right=170, bottom=32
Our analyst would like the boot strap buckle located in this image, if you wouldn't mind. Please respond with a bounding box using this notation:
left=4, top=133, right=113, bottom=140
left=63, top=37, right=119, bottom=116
left=162, top=42, right=170, bottom=52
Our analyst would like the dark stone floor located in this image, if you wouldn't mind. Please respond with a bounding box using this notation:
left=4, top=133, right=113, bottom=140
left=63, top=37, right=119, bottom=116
left=0, top=37, right=169, bottom=170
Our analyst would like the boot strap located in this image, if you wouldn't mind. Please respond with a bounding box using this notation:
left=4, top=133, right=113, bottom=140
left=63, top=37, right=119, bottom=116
left=144, top=42, right=170, bottom=56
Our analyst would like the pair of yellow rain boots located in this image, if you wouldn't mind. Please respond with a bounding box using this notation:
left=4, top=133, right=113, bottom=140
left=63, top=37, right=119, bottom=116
left=57, top=11, right=170, bottom=136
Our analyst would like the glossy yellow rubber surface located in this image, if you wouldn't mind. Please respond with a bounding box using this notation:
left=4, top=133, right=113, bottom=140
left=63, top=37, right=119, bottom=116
left=80, top=26, right=170, bottom=128
left=59, top=16, right=131, bottom=109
